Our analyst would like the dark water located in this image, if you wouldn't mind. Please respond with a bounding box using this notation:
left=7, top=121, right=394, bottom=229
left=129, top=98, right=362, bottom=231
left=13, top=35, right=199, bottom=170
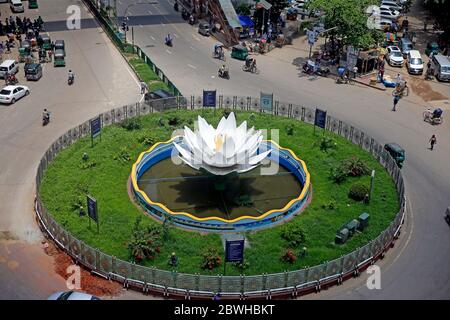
left=137, top=159, right=303, bottom=220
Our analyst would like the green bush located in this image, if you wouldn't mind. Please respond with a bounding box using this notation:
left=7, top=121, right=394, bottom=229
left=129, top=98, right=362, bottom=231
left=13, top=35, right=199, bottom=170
left=329, top=165, right=348, bottom=184
left=322, top=200, right=338, bottom=210
left=342, top=157, right=369, bottom=177
left=348, top=183, right=369, bottom=201
left=114, top=147, right=131, bottom=163
left=168, top=116, right=179, bottom=126
left=317, top=136, right=337, bottom=152
left=201, top=247, right=222, bottom=270
left=286, top=123, right=295, bottom=136
left=120, top=118, right=142, bottom=131
left=137, top=132, right=156, bottom=147
left=128, top=217, right=162, bottom=262
left=281, top=224, right=306, bottom=248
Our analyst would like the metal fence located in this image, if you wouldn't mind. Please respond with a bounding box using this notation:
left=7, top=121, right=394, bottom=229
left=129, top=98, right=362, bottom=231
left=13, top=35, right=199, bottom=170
left=35, top=95, right=406, bottom=299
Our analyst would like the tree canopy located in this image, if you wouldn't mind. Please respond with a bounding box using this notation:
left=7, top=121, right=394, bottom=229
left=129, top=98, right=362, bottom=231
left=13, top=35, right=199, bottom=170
left=307, top=0, right=383, bottom=50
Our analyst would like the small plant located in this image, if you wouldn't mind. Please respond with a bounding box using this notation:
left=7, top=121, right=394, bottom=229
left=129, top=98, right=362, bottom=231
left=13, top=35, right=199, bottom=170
left=348, top=183, right=369, bottom=201
left=281, top=249, right=297, bottom=264
left=137, top=132, right=156, bottom=147
left=120, top=117, right=142, bottom=131
left=329, top=165, right=348, bottom=184
left=114, top=147, right=131, bottom=163
left=162, top=217, right=172, bottom=241
left=233, top=260, right=250, bottom=272
left=322, top=200, right=338, bottom=210
left=281, top=224, right=306, bottom=248
left=127, top=217, right=162, bottom=262
left=80, top=161, right=97, bottom=170
left=201, top=247, right=222, bottom=270
left=317, top=136, right=337, bottom=152
left=248, top=113, right=255, bottom=121
left=71, top=196, right=84, bottom=213
left=82, top=152, right=89, bottom=161
left=157, top=117, right=166, bottom=127
left=342, top=157, right=369, bottom=177
left=286, top=123, right=295, bottom=136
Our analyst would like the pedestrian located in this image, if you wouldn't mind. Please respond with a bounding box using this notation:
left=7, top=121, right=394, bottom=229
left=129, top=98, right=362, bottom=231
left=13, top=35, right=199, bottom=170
left=411, top=32, right=417, bottom=47
left=429, top=134, right=437, bottom=150
left=140, top=81, right=148, bottom=94
left=352, top=65, right=358, bottom=79
left=395, top=73, right=402, bottom=85
left=392, top=94, right=400, bottom=111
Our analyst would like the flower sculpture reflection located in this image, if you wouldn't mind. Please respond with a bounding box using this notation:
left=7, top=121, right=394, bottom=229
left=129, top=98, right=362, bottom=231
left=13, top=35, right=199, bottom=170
left=174, top=112, right=271, bottom=176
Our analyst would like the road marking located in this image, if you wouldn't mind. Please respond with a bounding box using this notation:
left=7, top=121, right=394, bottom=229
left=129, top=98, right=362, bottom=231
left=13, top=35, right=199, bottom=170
left=173, top=33, right=180, bottom=38
left=150, top=35, right=155, bottom=40
left=188, top=64, right=197, bottom=70
left=148, top=9, right=153, bottom=14
left=192, top=35, right=201, bottom=42
left=166, top=49, right=172, bottom=54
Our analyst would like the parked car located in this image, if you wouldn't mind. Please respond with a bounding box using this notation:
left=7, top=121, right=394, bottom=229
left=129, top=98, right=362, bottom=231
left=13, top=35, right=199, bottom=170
left=431, top=54, right=450, bottom=82
left=48, top=291, right=101, bottom=300
left=0, top=60, right=19, bottom=79
left=0, top=85, right=30, bottom=104
left=406, top=50, right=424, bottom=75
left=400, top=37, right=413, bottom=57
left=384, top=143, right=405, bottom=168
left=10, top=0, right=24, bottom=13
left=377, top=19, right=393, bottom=31
left=385, top=46, right=404, bottom=67
left=380, top=1, right=403, bottom=12
left=379, top=6, right=400, bottom=20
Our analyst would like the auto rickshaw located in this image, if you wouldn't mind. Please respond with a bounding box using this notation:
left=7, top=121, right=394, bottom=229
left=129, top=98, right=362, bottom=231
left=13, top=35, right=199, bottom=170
left=29, top=0, right=38, bottom=9
left=54, top=40, right=65, bottom=54
left=54, top=49, right=65, bottom=67
left=24, top=63, right=42, bottom=81
left=39, top=34, right=52, bottom=50
left=231, top=44, right=248, bottom=60
left=384, top=143, right=405, bottom=168
left=19, top=40, right=31, bottom=62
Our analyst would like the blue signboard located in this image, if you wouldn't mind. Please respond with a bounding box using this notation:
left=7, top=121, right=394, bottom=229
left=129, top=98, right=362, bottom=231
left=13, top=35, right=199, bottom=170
left=260, top=92, right=273, bottom=111
left=314, top=108, right=327, bottom=129
left=225, top=239, right=244, bottom=262
left=87, top=195, right=98, bottom=223
left=203, top=90, right=217, bottom=108
left=90, top=116, right=101, bottom=139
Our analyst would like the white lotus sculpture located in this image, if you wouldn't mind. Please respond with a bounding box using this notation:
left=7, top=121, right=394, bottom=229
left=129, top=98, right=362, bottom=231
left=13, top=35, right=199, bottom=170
left=174, top=112, right=271, bottom=176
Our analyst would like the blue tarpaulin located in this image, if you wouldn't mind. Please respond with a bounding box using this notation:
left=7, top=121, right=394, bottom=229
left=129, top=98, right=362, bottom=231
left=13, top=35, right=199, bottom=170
left=238, top=15, right=254, bottom=28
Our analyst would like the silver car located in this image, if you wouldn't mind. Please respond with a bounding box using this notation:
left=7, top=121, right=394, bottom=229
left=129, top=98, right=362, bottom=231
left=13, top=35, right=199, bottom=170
left=47, top=290, right=101, bottom=300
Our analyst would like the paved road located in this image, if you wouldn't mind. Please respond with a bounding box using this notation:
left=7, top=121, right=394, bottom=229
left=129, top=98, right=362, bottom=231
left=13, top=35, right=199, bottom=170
left=118, top=0, right=450, bottom=299
left=0, top=0, right=140, bottom=299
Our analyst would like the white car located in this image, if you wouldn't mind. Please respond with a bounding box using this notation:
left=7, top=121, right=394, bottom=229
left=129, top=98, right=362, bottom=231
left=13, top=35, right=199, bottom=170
left=48, top=290, right=101, bottom=300
left=380, top=1, right=403, bottom=12
left=0, top=85, right=30, bottom=104
left=385, top=46, right=404, bottom=67
left=379, top=6, right=400, bottom=20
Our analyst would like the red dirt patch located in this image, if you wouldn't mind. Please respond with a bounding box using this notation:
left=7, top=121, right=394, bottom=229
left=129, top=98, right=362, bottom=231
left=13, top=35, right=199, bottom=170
left=409, top=77, right=448, bottom=101
left=43, top=241, right=122, bottom=297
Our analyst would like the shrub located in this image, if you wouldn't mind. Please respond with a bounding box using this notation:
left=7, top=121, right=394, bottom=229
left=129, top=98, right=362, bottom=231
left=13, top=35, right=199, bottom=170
left=322, top=200, right=338, bottom=210
left=286, top=123, right=295, bottom=136
left=201, top=247, right=222, bottom=270
left=128, top=217, right=162, bottom=262
left=157, top=117, right=166, bottom=127
left=281, top=249, right=297, bottom=264
left=233, top=260, right=250, bottom=272
left=329, top=165, right=348, bottom=184
left=348, top=183, right=369, bottom=201
left=114, top=147, right=131, bottom=163
left=342, top=157, right=369, bottom=177
left=137, top=132, right=156, bottom=147
left=80, top=161, right=97, bottom=170
left=120, top=117, right=142, bottom=131
left=168, top=116, right=179, bottom=126
left=281, top=224, right=306, bottom=248
left=317, top=136, right=337, bottom=152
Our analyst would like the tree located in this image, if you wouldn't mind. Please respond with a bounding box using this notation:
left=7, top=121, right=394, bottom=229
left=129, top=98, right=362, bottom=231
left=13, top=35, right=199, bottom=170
left=424, top=0, right=450, bottom=43
left=307, top=0, right=382, bottom=51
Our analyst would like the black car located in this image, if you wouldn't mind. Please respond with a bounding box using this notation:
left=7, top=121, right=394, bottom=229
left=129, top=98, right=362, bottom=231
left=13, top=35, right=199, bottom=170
left=144, top=89, right=175, bottom=101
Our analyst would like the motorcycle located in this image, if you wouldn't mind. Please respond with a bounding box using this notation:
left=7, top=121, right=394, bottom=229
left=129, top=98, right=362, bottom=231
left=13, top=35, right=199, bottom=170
left=213, top=51, right=225, bottom=61
left=189, top=15, right=196, bottom=25
left=242, top=63, right=259, bottom=74
left=68, top=75, right=74, bottom=85
left=5, top=74, right=18, bottom=85
left=42, top=113, right=50, bottom=126
left=165, top=38, right=173, bottom=47
left=218, top=68, right=229, bottom=79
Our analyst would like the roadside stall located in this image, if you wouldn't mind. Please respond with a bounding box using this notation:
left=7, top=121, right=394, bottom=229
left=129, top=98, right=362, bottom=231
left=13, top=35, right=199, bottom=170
left=238, top=15, right=254, bottom=39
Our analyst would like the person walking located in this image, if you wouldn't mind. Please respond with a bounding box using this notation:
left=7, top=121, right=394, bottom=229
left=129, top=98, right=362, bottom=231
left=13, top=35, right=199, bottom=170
left=392, top=94, right=400, bottom=111
left=429, top=134, right=437, bottom=150
left=140, top=81, right=148, bottom=94
left=395, top=73, right=402, bottom=85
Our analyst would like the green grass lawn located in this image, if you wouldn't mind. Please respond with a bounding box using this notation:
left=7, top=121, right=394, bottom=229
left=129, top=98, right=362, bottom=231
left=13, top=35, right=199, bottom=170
left=128, top=57, right=171, bottom=92
left=39, top=110, right=399, bottom=275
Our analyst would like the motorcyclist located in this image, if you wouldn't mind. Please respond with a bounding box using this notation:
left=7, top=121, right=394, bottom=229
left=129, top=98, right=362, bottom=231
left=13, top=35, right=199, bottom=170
left=68, top=70, right=74, bottom=81
left=165, top=33, right=172, bottom=45
left=219, top=64, right=228, bottom=77
left=42, top=109, right=50, bottom=123
left=433, top=107, right=443, bottom=119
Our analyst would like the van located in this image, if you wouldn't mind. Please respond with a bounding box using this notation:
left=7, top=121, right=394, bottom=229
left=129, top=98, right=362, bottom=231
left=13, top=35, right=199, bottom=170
left=0, top=60, right=19, bottom=78
left=10, top=0, right=24, bottom=13
left=400, top=37, right=413, bottom=58
left=198, top=22, right=210, bottom=36
left=432, top=54, right=450, bottom=82
left=407, top=50, right=424, bottom=75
